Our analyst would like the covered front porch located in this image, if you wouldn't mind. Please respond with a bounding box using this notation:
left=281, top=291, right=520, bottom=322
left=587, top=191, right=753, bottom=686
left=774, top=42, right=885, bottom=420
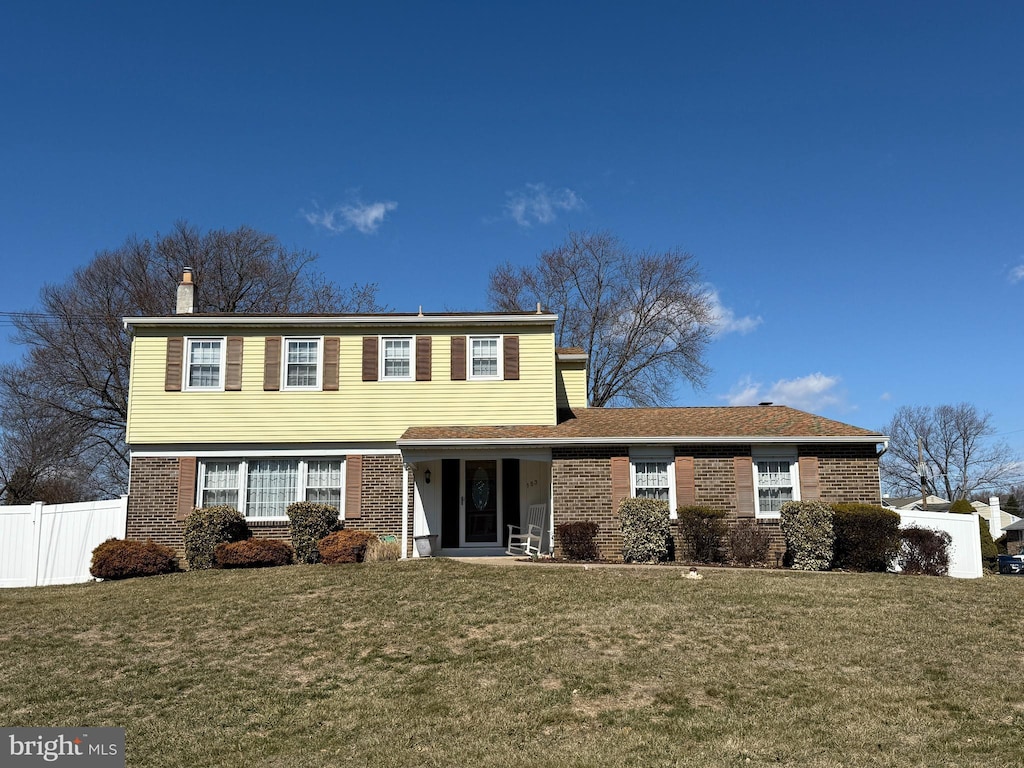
left=403, top=448, right=553, bottom=557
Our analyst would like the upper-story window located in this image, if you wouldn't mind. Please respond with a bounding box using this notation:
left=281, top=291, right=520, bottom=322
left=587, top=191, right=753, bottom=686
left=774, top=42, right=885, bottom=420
left=753, top=451, right=800, bottom=518
left=186, top=338, right=224, bottom=390
left=284, top=338, right=321, bottom=389
left=381, top=337, right=413, bottom=380
left=469, top=336, right=501, bottom=379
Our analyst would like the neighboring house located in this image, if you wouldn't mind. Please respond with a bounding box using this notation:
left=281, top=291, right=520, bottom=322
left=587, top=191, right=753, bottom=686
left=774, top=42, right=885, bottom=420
left=970, top=497, right=1021, bottom=542
left=1003, top=519, right=1024, bottom=556
left=122, top=272, right=889, bottom=562
left=881, top=495, right=953, bottom=513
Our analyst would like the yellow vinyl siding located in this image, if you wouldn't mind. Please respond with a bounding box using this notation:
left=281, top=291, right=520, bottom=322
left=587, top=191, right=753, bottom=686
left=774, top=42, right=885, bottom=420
left=556, top=361, right=587, bottom=412
left=126, top=326, right=556, bottom=445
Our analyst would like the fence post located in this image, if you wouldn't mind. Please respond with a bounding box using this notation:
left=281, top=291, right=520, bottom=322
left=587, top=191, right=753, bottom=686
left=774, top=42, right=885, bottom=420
left=31, top=501, right=44, bottom=588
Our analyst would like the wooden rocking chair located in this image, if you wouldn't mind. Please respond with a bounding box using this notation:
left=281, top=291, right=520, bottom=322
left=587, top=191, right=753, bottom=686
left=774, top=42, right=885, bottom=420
left=506, top=503, right=547, bottom=557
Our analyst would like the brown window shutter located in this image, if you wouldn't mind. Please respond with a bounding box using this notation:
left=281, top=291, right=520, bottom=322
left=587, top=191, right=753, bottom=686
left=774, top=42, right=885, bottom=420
left=362, top=337, right=379, bottom=381
left=610, top=455, right=630, bottom=516
left=799, top=456, right=820, bottom=500
left=165, top=337, right=184, bottom=391
left=176, top=456, right=197, bottom=521
left=323, top=337, right=340, bottom=391
left=451, top=336, right=467, bottom=380
left=416, top=336, right=432, bottom=381
left=263, top=336, right=281, bottom=391
left=675, top=456, right=696, bottom=508
left=225, top=337, right=244, bottom=391
left=734, top=456, right=755, bottom=518
left=345, top=455, right=362, bottom=519
left=503, top=335, right=520, bottom=380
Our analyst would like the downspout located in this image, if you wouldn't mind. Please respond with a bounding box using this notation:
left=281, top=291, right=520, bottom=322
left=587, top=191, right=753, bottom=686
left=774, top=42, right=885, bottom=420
left=877, top=440, right=889, bottom=504
left=401, top=463, right=409, bottom=559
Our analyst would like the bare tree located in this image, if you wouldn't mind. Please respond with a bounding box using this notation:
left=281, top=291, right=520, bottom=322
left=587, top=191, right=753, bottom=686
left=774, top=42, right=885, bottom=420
left=880, top=403, right=1021, bottom=500
left=489, top=230, right=713, bottom=407
left=1, top=222, right=384, bottom=498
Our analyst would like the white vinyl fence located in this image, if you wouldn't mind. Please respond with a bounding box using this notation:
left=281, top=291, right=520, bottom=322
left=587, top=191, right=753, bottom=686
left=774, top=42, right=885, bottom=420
left=895, top=509, right=983, bottom=579
left=0, top=497, right=128, bottom=588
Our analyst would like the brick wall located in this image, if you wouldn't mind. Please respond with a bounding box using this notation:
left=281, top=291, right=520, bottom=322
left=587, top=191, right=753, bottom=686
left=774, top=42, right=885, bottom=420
left=126, top=456, right=184, bottom=555
left=127, top=453, right=410, bottom=567
left=552, top=442, right=880, bottom=562
left=806, top=443, right=882, bottom=504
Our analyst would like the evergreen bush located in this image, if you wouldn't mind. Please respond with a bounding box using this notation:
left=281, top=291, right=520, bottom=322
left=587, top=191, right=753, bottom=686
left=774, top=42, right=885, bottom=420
left=729, top=520, right=771, bottom=566
left=779, top=500, right=834, bottom=571
left=555, top=521, right=600, bottom=561
left=214, top=538, right=294, bottom=569
left=287, top=501, right=342, bottom=564
left=619, top=498, right=671, bottom=563
left=90, top=538, right=178, bottom=580
left=183, top=506, right=251, bottom=570
left=831, top=503, right=902, bottom=572
left=676, top=505, right=728, bottom=563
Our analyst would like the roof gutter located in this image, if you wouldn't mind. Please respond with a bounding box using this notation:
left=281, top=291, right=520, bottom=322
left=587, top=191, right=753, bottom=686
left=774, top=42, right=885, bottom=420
left=123, top=313, right=558, bottom=332
left=397, top=435, right=890, bottom=448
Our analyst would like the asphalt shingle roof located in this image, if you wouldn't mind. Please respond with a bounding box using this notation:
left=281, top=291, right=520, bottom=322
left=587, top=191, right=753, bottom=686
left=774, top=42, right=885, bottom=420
left=399, top=405, right=885, bottom=444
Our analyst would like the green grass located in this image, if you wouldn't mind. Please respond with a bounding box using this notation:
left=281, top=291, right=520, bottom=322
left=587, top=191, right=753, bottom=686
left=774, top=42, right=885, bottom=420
left=2, top=560, right=1022, bottom=767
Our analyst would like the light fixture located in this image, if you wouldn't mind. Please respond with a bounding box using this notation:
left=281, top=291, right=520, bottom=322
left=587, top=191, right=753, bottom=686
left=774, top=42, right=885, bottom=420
left=424, top=469, right=431, bottom=484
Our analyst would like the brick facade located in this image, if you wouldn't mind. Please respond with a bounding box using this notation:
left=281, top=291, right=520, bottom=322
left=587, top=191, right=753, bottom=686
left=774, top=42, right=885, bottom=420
left=552, top=442, right=881, bottom=562
left=127, top=453, right=412, bottom=566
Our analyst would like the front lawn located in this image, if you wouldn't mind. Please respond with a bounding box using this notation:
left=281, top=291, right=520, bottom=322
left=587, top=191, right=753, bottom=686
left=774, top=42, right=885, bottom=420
left=1, top=560, right=1021, bottom=767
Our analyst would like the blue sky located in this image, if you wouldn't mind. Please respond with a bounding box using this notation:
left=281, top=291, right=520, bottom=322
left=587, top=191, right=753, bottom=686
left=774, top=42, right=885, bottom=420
left=2, top=1, right=1023, bottom=457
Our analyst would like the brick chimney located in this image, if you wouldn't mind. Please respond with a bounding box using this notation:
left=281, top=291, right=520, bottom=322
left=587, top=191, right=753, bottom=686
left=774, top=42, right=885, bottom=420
left=176, top=267, right=195, bottom=314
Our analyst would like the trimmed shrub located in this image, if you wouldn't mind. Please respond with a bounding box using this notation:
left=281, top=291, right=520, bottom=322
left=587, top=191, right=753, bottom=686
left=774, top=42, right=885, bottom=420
left=779, top=500, right=835, bottom=571
left=364, top=538, right=402, bottom=562
left=620, top=498, right=671, bottom=563
left=676, top=505, right=728, bottom=563
left=214, top=538, right=294, bottom=569
left=183, top=506, right=251, bottom=570
left=899, top=526, right=951, bottom=576
left=287, top=501, right=342, bottom=564
left=555, top=521, right=600, bottom=561
left=831, top=503, right=902, bottom=572
left=318, top=530, right=377, bottom=564
left=90, top=538, right=178, bottom=580
left=729, top=520, right=771, bottom=566
left=948, top=498, right=975, bottom=514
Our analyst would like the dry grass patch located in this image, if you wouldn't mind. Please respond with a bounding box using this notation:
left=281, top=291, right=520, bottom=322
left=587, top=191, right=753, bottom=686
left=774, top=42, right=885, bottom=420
left=1, top=561, right=1022, bottom=767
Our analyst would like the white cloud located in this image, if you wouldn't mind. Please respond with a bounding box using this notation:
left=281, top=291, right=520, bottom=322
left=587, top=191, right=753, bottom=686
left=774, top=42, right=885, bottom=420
left=880, top=392, right=892, bottom=401
left=504, top=183, right=584, bottom=227
left=1010, top=264, right=1024, bottom=284
left=723, top=372, right=842, bottom=412
left=705, top=288, right=762, bottom=336
left=304, top=199, right=398, bottom=235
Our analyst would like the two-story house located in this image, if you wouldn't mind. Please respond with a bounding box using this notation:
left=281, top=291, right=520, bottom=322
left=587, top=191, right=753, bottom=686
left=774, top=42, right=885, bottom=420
left=123, top=271, right=888, bottom=562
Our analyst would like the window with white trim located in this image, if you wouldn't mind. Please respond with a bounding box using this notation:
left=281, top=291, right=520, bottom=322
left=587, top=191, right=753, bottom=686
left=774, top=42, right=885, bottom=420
left=197, top=458, right=346, bottom=519
left=284, top=338, right=321, bottom=389
left=381, top=337, right=413, bottom=380
left=469, top=335, right=500, bottom=379
left=630, top=451, right=677, bottom=518
left=305, top=460, right=344, bottom=508
left=753, top=453, right=800, bottom=517
left=198, top=460, right=240, bottom=507
left=186, top=338, right=225, bottom=390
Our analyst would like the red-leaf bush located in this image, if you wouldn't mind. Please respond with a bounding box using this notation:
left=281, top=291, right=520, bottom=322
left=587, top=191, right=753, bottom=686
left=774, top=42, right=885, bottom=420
left=729, top=520, right=771, bottom=566
left=90, top=538, right=179, bottom=580
left=214, top=538, right=294, bottom=569
left=898, top=526, right=951, bottom=576
left=555, top=521, right=600, bottom=561
left=318, top=530, right=378, bottom=564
